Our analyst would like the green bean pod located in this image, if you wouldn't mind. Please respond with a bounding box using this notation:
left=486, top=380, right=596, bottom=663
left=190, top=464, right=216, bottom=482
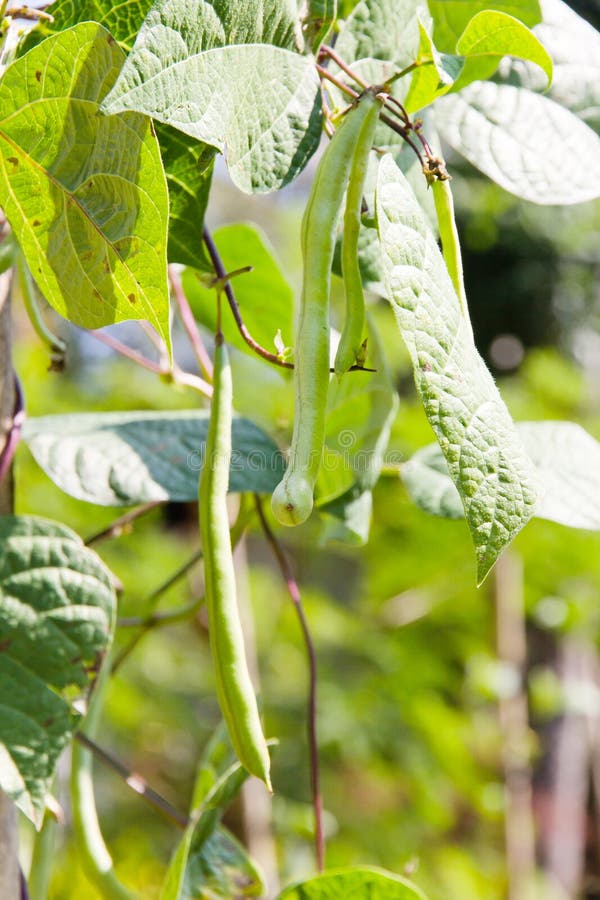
left=334, top=94, right=382, bottom=376
left=199, top=337, right=271, bottom=789
left=272, top=90, right=381, bottom=527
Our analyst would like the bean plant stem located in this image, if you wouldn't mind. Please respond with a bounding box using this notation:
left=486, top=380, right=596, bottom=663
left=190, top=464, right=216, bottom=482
left=320, top=45, right=369, bottom=89
left=254, top=497, right=325, bottom=872
left=202, top=227, right=294, bottom=370
left=85, top=502, right=162, bottom=547
left=16, top=254, right=66, bottom=359
left=0, top=373, right=23, bottom=486
left=71, top=666, right=136, bottom=899
left=27, top=813, right=55, bottom=900
left=88, top=329, right=213, bottom=397
left=75, top=734, right=189, bottom=830
left=169, top=265, right=214, bottom=380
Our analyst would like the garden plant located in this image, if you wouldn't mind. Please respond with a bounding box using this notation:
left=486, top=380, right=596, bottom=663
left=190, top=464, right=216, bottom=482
left=0, top=0, right=600, bottom=897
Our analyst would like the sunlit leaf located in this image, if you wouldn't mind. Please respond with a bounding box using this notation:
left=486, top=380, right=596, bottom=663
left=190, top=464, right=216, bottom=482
left=101, top=0, right=321, bottom=193
left=404, top=422, right=600, bottom=530
left=278, top=867, right=429, bottom=899
left=0, top=23, right=171, bottom=346
left=436, top=82, right=600, bottom=204
left=428, top=0, right=541, bottom=53
left=376, top=154, right=538, bottom=581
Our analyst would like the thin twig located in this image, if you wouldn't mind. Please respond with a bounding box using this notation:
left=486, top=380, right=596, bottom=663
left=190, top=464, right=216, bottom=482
left=169, top=265, right=214, bottom=381
left=88, top=329, right=213, bottom=396
left=88, top=329, right=165, bottom=374
left=75, top=733, right=189, bottom=829
left=379, top=111, right=424, bottom=162
left=118, top=597, right=204, bottom=630
left=315, top=63, right=359, bottom=100
left=202, top=228, right=294, bottom=370
left=0, top=375, right=24, bottom=485
left=5, top=7, right=53, bottom=21
left=319, top=44, right=369, bottom=89
left=254, top=497, right=324, bottom=872
left=202, top=228, right=374, bottom=374
left=85, top=502, right=163, bottom=547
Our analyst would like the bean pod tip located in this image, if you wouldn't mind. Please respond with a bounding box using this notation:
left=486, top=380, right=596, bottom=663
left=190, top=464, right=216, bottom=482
left=271, top=476, right=314, bottom=527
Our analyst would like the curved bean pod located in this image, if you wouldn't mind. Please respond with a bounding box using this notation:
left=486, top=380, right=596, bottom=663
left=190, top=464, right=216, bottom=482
left=199, top=336, right=271, bottom=789
left=272, top=90, right=381, bottom=527
left=334, top=94, right=382, bottom=376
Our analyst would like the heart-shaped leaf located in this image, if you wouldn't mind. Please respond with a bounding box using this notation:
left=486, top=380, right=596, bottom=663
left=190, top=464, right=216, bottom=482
left=101, top=0, right=322, bottom=193
left=0, top=516, right=116, bottom=826
left=428, top=0, right=542, bottom=53
left=0, top=23, right=171, bottom=346
left=22, top=411, right=285, bottom=506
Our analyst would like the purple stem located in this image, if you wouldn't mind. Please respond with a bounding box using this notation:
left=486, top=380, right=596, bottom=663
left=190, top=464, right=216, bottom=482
left=0, top=374, right=24, bottom=485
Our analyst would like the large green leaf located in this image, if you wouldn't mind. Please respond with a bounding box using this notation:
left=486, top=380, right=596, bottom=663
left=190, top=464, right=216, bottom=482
left=278, top=867, right=429, bottom=899
left=22, top=411, right=285, bottom=506
left=0, top=516, right=116, bottom=826
left=404, top=10, right=551, bottom=112
left=498, top=0, right=600, bottom=127
left=19, top=2, right=216, bottom=269
left=335, top=0, right=427, bottom=68
left=101, top=0, right=322, bottom=193
left=182, top=224, right=295, bottom=359
left=376, top=154, right=538, bottom=582
left=19, top=0, right=154, bottom=53
left=436, top=82, right=600, bottom=204
left=404, top=422, right=600, bottom=530
left=162, top=725, right=265, bottom=900
left=158, top=125, right=215, bottom=270
left=428, top=0, right=541, bottom=53
left=451, top=9, right=553, bottom=92
left=0, top=23, right=171, bottom=346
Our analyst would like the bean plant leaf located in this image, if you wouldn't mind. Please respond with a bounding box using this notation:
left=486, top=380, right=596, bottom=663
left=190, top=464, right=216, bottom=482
left=182, top=827, right=265, bottom=899
left=450, top=9, right=553, bottom=92
left=404, top=21, right=464, bottom=114
left=404, top=422, right=600, bottom=530
left=304, top=0, right=339, bottom=52
left=318, top=486, right=374, bottom=546
left=428, top=0, right=542, bottom=53
left=0, top=23, right=171, bottom=347
left=101, top=0, right=321, bottom=194
left=335, top=0, right=428, bottom=69
left=18, top=1, right=216, bottom=269
left=22, top=411, right=285, bottom=506
left=182, top=224, right=295, bottom=359
left=158, top=125, right=216, bottom=270
left=376, top=154, right=538, bottom=582
left=18, top=0, right=155, bottom=53
left=498, top=0, right=600, bottom=127
left=162, top=725, right=264, bottom=900
left=0, top=515, right=116, bottom=826
left=278, top=867, right=429, bottom=899
left=435, top=82, right=600, bottom=205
